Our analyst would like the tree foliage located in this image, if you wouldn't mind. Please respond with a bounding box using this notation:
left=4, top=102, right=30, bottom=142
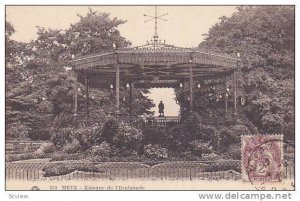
left=5, top=9, right=153, bottom=140
left=201, top=6, right=294, bottom=69
left=176, top=6, right=294, bottom=141
left=68, top=9, right=131, bottom=56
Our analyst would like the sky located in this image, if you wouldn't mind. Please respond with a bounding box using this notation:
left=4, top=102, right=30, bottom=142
left=6, top=6, right=237, bottom=116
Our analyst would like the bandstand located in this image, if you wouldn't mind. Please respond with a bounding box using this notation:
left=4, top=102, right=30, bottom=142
left=71, top=9, right=241, bottom=127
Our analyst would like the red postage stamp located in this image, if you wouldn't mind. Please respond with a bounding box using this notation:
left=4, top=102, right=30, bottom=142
left=241, top=135, right=283, bottom=183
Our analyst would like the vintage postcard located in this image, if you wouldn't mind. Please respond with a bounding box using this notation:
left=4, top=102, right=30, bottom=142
left=5, top=5, right=295, bottom=191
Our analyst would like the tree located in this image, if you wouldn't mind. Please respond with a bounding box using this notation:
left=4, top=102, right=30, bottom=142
left=5, top=21, right=15, bottom=64
left=6, top=9, right=154, bottom=141
left=190, top=6, right=295, bottom=141
left=68, top=8, right=131, bottom=56
left=201, top=6, right=294, bottom=69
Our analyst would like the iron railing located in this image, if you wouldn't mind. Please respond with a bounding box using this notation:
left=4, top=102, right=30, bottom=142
left=74, top=115, right=235, bottom=128
left=5, top=160, right=294, bottom=181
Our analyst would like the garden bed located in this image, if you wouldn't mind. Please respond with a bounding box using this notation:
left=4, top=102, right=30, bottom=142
left=6, top=152, right=51, bottom=162
left=41, top=159, right=242, bottom=177
left=42, top=163, right=105, bottom=177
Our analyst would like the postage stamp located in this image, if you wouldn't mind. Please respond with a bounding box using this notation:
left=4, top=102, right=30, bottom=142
left=241, top=135, right=284, bottom=183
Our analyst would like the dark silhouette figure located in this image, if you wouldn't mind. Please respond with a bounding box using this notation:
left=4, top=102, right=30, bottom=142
left=158, top=101, right=165, bottom=117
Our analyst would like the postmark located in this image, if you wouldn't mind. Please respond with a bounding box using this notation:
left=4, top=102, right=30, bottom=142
left=241, top=135, right=283, bottom=183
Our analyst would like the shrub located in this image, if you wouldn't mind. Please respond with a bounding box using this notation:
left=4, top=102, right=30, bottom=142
left=179, top=150, right=193, bottom=158
left=231, top=124, right=251, bottom=137
left=102, top=118, right=118, bottom=143
left=89, top=155, right=148, bottom=162
left=51, top=151, right=65, bottom=161
left=173, top=113, right=219, bottom=151
left=261, top=112, right=284, bottom=133
left=6, top=123, right=30, bottom=140
left=166, top=125, right=186, bottom=153
left=51, top=127, right=74, bottom=149
left=43, top=163, right=105, bottom=177
left=52, top=113, right=72, bottom=129
left=50, top=151, right=86, bottom=161
left=197, top=124, right=218, bottom=142
left=189, top=140, right=213, bottom=157
left=74, top=125, right=103, bottom=150
left=143, top=125, right=167, bottom=145
left=225, top=144, right=242, bottom=160
left=6, top=151, right=48, bottom=162
left=202, top=160, right=241, bottom=173
left=36, top=142, right=55, bottom=155
left=73, top=127, right=90, bottom=149
left=144, top=144, right=168, bottom=159
left=113, top=124, right=143, bottom=152
left=62, top=139, right=81, bottom=154
left=28, top=128, right=52, bottom=141
left=182, top=112, right=202, bottom=128
left=43, top=163, right=74, bottom=177
left=202, top=153, right=223, bottom=161
left=89, top=125, right=104, bottom=144
left=217, top=128, right=238, bottom=152
left=91, top=141, right=112, bottom=157
left=181, top=112, right=202, bottom=140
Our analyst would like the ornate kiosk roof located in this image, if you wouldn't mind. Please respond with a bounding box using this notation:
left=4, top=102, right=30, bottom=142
left=72, top=7, right=240, bottom=88
left=72, top=41, right=240, bottom=82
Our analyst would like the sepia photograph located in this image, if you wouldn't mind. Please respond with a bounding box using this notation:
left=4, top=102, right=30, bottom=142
left=5, top=5, right=295, bottom=191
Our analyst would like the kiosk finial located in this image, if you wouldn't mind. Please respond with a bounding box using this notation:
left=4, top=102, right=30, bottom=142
left=144, top=6, right=168, bottom=44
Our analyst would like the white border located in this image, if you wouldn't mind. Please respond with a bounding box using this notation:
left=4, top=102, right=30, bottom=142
left=1, top=1, right=298, bottom=201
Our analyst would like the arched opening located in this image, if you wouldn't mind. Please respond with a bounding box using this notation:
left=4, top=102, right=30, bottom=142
left=146, top=88, right=180, bottom=117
